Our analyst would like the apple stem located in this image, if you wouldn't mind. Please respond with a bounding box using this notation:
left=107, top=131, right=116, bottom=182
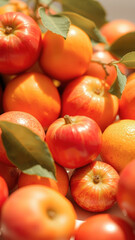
left=64, top=115, right=72, bottom=124
left=4, top=26, right=13, bottom=35
left=93, top=175, right=100, bottom=184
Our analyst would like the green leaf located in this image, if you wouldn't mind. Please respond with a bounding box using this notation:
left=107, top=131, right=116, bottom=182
left=39, top=7, right=70, bottom=38
left=109, top=64, right=127, bottom=99
left=57, top=0, right=107, bottom=28
left=119, top=51, right=135, bottom=69
left=39, top=0, right=52, bottom=5
left=61, top=11, right=107, bottom=43
left=0, top=0, right=9, bottom=7
left=0, top=121, right=56, bottom=180
left=107, top=32, right=135, bottom=58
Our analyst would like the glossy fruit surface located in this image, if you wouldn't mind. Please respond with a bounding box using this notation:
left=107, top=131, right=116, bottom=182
left=74, top=213, right=135, bottom=240
left=117, top=159, right=135, bottom=221
left=0, top=111, right=45, bottom=166
left=119, top=79, right=135, bottom=119
left=18, top=162, right=69, bottom=196
left=39, top=24, right=93, bottom=81
left=70, top=161, right=119, bottom=212
left=1, top=185, right=76, bottom=240
left=100, top=19, right=135, bottom=44
left=2, top=72, right=61, bottom=130
left=0, top=176, right=8, bottom=210
left=46, top=115, right=102, bottom=169
left=61, top=75, right=119, bottom=132
left=0, top=12, right=42, bottom=74
left=100, top=119, right=135, bottom=172
left=86, top=51, right=126, bottom=86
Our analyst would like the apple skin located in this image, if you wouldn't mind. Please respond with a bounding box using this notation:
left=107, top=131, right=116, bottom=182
left=1, top=185, right=76, bottom=240
left=74, top=213, right=135, bottom=240
left=117, top=159, right=135, bottom=221
left=70, top=161, right=120, bottom=212
left=46, top=115, right=102, bottom=169
left=61, top=75, right=119, bottom=132
left=0, top=176, right=8, bottom=210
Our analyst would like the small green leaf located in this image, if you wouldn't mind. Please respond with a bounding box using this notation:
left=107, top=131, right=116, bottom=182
left=39, top=0, right=52, bottom=5
left=62, top=11, right=107, bottom=43
left=119, top=51, right=135, bottom=69
left=108, top=32, right=135, bottom=58
left=0, top=0, right=9, bottom=7
left=109, top=64, right=127, bottom=99
left=57, top=0, right=107, bottom=28
left=39, top=7, right=70, bottom=38
left=0, top=121, right=56, bottom=180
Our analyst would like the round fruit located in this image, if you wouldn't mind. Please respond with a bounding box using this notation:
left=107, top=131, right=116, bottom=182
left=100, top=119, right=135, bottom=172
left=0, top=0, right=32, bottom=16
left=46, top=115, right=102, bottom=169
left=1, top=185, right=76, bottom=240
left=0, top=12, right=42, bottom=74
left=100, top=19, right=135, bottom=44
left=70, top=161, right=119, bottom=212
left=0, top=176, right=8, bottom=210
left=0, top=162, right=20, bottom=191
left=18, top=162, right=69, bottom=196
left=117, top=159, right=135, bottom=221
left=0, top=111, right=45, bottom=166
left=86, top=50, right=127, bottom=86
left=74, top=214, right=135, bottom=240
left=119, top=79, right=135, bottom=119
left=39, top=24, right=93, bottom=81
left=2, top=72, right=61, bottom=130
left=61, top=75, right=119, bottom=132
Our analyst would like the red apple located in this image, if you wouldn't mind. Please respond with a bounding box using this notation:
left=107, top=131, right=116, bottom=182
left=1, top=185, right=76, bottom=240
left=61, top=75, right=119, bottom=132
left=46, top=115, right=102, bottom=169
left=0, top=176, right=8, bottom=210
left=74, top=213, right=135, bottom=240
left=117, top=159, right=135, bottom=221
left=70, top=161, right=120, bottom=212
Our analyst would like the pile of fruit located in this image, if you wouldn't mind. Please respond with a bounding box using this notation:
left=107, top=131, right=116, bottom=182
left=0, top=0, right=135, bottom=239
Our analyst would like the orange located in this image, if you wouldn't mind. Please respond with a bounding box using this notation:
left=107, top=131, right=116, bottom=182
left=18, top=162, right=69, bottom=196
left=126, top=71, right=135, bottom=82
left=100, top=119, right=135, bottom=172
left=100, top=19, right=135, bottom=44
left=119, top=79, right=135, bottom=119
left=86, top=50, right=126, bottom=86
left=0, top=111, right=45, bottom=166
left=2, top=72, right=61, bottom=130
left=39, top=24, right=93, bottom=82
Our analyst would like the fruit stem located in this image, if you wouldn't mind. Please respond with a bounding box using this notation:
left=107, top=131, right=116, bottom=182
left=64, top=115, right=72, bottom=124
left=93, top=175, right=100, bottom=184
left=4, top=26, right=13, bottom=35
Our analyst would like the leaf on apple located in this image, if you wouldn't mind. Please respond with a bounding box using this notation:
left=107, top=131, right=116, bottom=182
left=0, top=0, right=9, bottom=7
left=119, top=51, right=135, bottom=69
left=57, top=0, right=107, bottom=28
left=39, top=7, right=71, bottom=39
left=107, top=32, right=135, bottom=58
left=0, top=121, right=56, bottom=180
left=109, top=64, right=127, bottom=99
left=61, top=11, right=107, bottom=43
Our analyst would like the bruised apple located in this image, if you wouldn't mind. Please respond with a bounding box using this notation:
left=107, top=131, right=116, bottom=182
left=1, top=185, right=76, bottom=240
left=46, top=115, right=102, bottom=169
left=70, top=161, right=119, bottom=212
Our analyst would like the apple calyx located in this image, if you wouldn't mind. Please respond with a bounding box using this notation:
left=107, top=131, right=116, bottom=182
left=4, top=26, right=14, bottom=35
left=64, top=115, right=72, bottom=124
left=93, top=175, right=101, bottom=184
left=94, top=87, right=104, bottom=96
left=47, top=209, right=56, bottom=219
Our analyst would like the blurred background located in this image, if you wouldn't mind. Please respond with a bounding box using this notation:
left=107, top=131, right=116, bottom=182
left=99, top=0, right=135, bottom=22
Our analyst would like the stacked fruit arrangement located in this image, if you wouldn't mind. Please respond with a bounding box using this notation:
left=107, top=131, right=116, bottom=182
left=0, top=0, right=135, bottom=239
